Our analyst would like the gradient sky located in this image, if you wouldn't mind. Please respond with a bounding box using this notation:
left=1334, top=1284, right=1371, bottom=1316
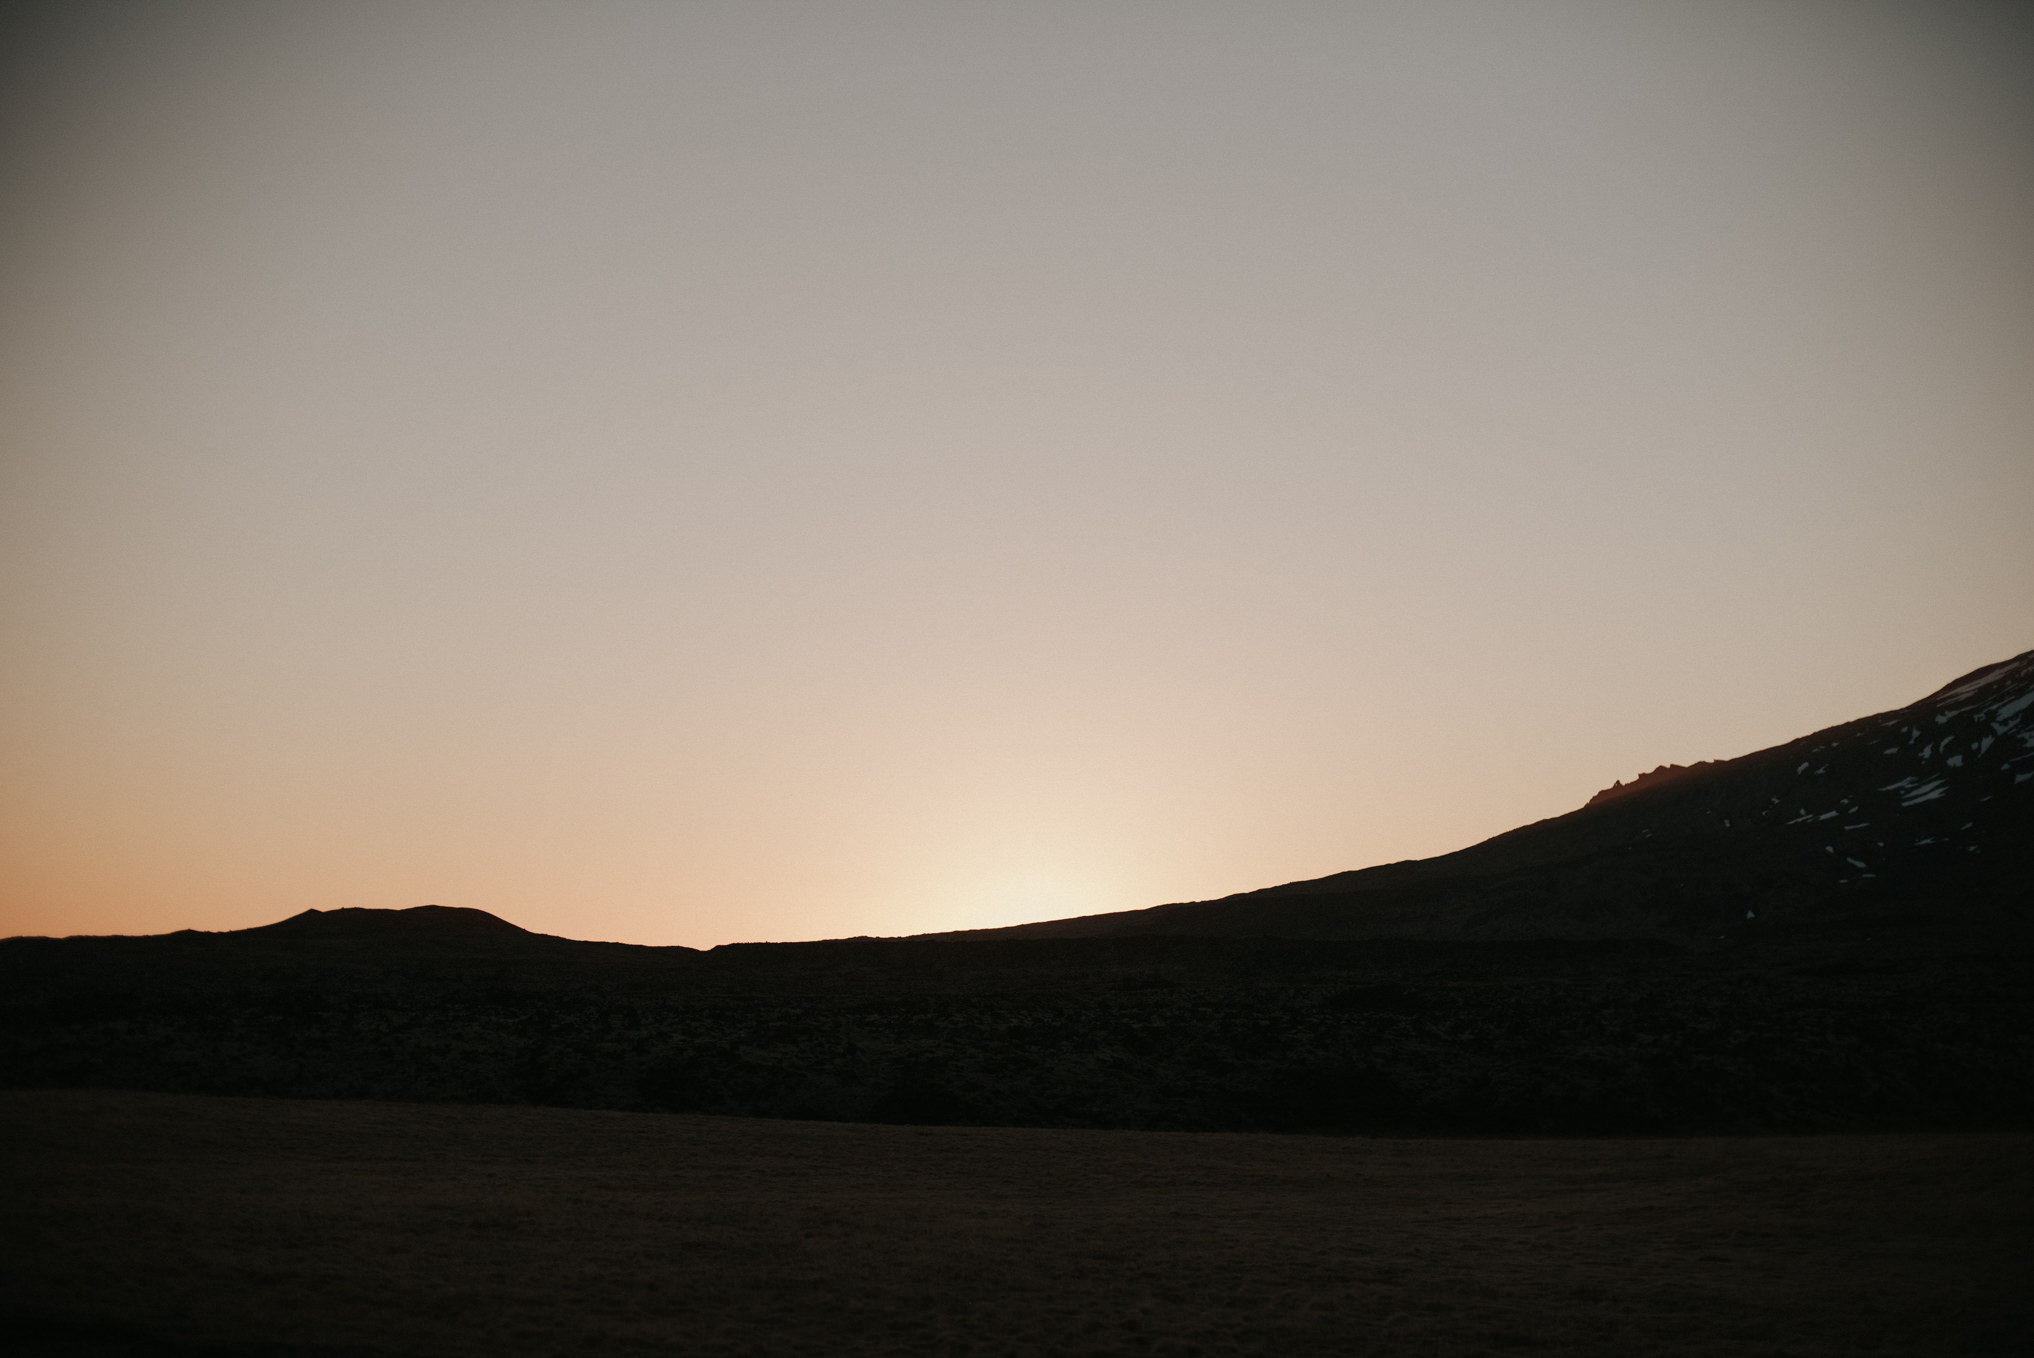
left=3, top=0, right=2030, bottom=946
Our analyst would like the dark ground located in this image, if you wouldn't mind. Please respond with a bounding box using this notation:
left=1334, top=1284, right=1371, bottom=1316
left=5, top=917, right=2031, bottom=1355
left=4, top=1089, right=2030, bottom=1358
left=3, top=920, right=2031, bottom=1135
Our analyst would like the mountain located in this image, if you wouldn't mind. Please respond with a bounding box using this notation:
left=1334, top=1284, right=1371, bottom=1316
left=942, top=649, right=2034, bottom=943
left=6, top=652, right=2031, bottom=1136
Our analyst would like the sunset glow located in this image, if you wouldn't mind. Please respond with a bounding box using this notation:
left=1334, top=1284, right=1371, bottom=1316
left=2, top=1, right=2030, bottom=946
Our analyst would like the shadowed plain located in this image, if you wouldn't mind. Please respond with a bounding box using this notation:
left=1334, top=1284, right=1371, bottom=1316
left=3, top=1089, right=2030, bottom=1357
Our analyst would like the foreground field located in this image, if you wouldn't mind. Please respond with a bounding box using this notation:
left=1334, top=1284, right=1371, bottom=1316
left=2, top=1091, right=2028, bottom=1357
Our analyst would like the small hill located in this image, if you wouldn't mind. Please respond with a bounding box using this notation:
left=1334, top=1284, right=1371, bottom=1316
left=938, top=649, right=2034, bottom=943
left=248, top=905, right=532, bottom=939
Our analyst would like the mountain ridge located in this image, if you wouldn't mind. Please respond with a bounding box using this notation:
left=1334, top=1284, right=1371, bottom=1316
left=927, top=649, right=2034, bottom=943
left=12, top=650, right=2029, bottom=952
left=4, top=651, right=2029, bottom=1137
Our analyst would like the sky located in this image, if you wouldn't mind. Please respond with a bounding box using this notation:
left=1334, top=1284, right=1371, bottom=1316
left=2, top=0, right=2030, bottom=946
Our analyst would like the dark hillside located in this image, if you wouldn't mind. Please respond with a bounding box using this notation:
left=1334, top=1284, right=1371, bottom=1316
left=5, top=913, right=2030, bottom=1135
left=5, top=651, right=2028, bottom=1136
left=947, top=649, right=2034, bottom=942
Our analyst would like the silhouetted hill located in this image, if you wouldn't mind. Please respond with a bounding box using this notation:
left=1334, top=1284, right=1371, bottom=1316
left=249, top=904, right=535, bottom=939
left=3, top=651, right=2029, bottom=1135
left=941, top=649, right=2034, bottom=943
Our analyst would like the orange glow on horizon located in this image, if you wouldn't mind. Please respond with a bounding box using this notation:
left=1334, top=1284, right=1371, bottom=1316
left=2, top=1, right=2030, bottom=947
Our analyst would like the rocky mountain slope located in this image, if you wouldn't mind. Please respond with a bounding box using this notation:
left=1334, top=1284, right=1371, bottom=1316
left=944, top=649, right=2034, bottom=942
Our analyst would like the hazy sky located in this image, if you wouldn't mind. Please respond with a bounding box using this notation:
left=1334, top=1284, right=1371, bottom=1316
left=3, top=0, right=2030, bottom=945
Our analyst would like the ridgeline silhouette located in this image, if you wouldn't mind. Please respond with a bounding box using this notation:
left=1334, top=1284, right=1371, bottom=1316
left=4, top=650, right=2030, bottom=1134
left=936, top=649, right=2034, bottom=942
